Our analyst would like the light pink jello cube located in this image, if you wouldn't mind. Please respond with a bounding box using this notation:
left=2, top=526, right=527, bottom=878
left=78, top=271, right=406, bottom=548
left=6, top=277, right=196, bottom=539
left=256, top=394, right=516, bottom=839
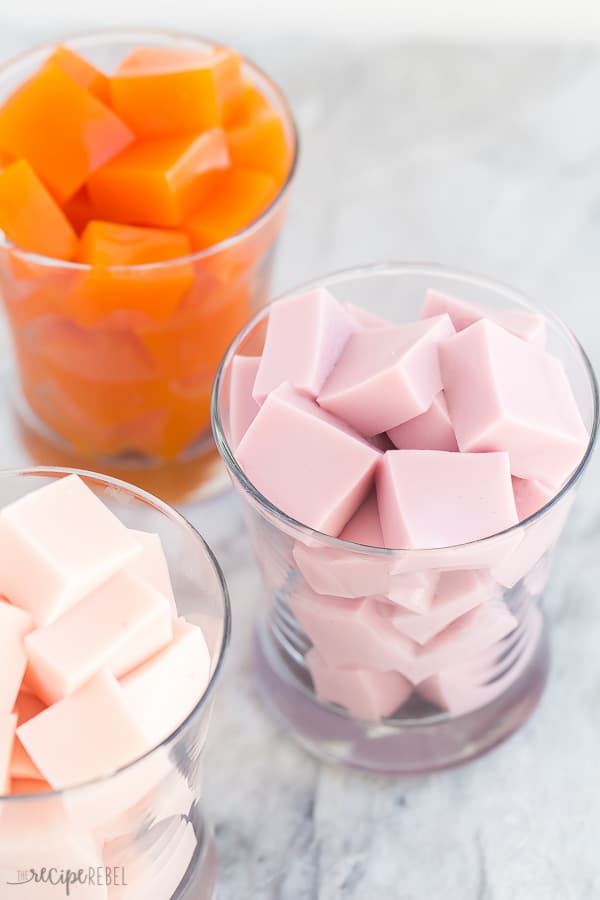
left=387, top=391, right=458, bottom=451
left=228, top=355, right=261, bottom=449
left=341, top=495, right=440, bottom=610
left=409, top=600, right=517, bottom=683
left=0, top=713, right=17, bottom=793
left=253, top=288, right=355, bottom=403
left=25, top=571, right=173, bottom=704
left=236, top=383, right=380, bottom=535
left=512, top=477, right=555, bottom=521
left=422, top=288, right=546, bottom=346
left=0, top=600, right=32, bottom=712
left=345, top=303, right=393, bottom=330
left=491, top=491, right=573, bottom=588
left=10, top=689, right=45, bottom=781
left=11, top=737, right=44, bottom=781
left=378, top=449, right=518, bottom=549
left=127, top=530, right=177, bottom=615
left=419, top=606, right=542, bottom=714
left=292, top=493, right=438, bottom=609
left=120, top=619, right=211, bottom=747
left=292, top=494, right=388, bottom=598
left=18, top=670, right=148, bottom=790
left=0, top=475, right=141, bottom=626
left=317, top=315, right=455, bottom=436
left=290, top=590, right=420, bottom=676
left=440, top=319, right=588, bottom=486
left=306, top=649, right=412, bottom=722
left=384, top=570, right=496, bottom=644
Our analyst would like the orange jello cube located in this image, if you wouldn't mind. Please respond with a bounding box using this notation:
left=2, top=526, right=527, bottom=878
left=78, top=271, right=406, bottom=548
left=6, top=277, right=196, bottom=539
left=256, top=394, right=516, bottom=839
left=156, top=374, right=213, bottom=460
left=186, top=168, right=277, bottom=249
left=225, top=82, right=271, bottom=128
left=44, top=46, right=110, bottom=104
left=66, top=220, right=193, bottom=326
left=227, top=112, right=291, bottom=184
left=0, top=159, right=78, bottom=259
left=79, top=220, right=190, bottom=266
left=87, top=130, right=229, bottom=227
left=0, top=64, right=133, bottom=202
left=62, top=187, right=96, bottom=234
left=0, top=148, right=14, bottom=167
left=138, top=280, right=250, bottom=380
left=110, top=46, right=243, bottom=137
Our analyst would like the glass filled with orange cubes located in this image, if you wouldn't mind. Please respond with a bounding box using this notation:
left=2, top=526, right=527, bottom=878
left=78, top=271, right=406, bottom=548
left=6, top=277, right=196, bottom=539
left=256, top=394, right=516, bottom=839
left=0, top=30, right=297, bottom=502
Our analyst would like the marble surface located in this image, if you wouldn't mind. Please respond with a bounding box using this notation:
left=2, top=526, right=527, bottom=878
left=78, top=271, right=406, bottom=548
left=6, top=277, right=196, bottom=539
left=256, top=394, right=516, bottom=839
left=1, top=31, right=600, bottom=900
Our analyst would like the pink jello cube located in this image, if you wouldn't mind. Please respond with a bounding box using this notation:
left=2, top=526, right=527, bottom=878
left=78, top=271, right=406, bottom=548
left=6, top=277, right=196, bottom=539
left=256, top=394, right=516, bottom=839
left=236, top=383, right=380, bottom=535
left=422, top=288, right=546, bottom=345
left=11, top=690, right=46, bottom=781
left=18, top=670, right=148, bottom=790
left=11, top=738, right=44, bottom=781
left=306, top=649, right=412, bottom=722
left=512, top=477, right=555, bottom=522
left=0, top=713, right=17, bottom=793
left=384, top=570, right=497, bottom=644
left=410, top=600, right=517, bottom=683
left=127, top=529, right=177, bottom=615
left=440, top=319, right=588, bottom=486
left=292, top=493, right=438, bottom=609
left=387, top=391, right=458, bottom=452
left=341, top=489, right=384, bottom=547
left=292, top=492, right=388, bottom=597
left=377, top=449, right=518, bottom=549
left=0, top=600, right=32, bottom=712
left=491, top=491, right=573, bottom=588
left=0, top=474, right=141, bottom=625
left=318, top=315, right=455, bottom=436
left=228, top=355, right=260, bottom=448
left=290, top=589, right=419, bottom=675
left=419, top=606, right=542, bottom=714
left=120, top=619, right=211, bottom=747
left=345, top=303, right=393, bottom=330
left=25, top=571, right=173, bottom=704
left=253, top=288, right=355, bottom=403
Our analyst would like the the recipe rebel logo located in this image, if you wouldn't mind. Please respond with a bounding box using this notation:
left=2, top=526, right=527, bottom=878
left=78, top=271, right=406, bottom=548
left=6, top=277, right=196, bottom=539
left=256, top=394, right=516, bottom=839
left=1, top=866, right=127, bottom=895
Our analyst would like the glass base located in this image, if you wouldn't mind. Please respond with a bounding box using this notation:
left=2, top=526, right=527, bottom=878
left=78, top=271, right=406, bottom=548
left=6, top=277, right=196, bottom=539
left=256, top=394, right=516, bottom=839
left=254, top=618, right=549, bottom=775
left=174, top=805, right=218, bottom=900
left=8, top=378, right=229, bottom=507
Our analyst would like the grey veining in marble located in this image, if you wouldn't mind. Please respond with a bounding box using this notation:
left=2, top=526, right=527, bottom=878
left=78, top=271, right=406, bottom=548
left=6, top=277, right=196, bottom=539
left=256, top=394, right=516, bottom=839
left=1, top=30, right=600, bottom=900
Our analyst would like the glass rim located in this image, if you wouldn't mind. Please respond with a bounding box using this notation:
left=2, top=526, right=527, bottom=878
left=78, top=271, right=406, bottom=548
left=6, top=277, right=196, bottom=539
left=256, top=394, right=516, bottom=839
left=0, top=464, right=231, bottom=803
left=0, top=27, right=299, bottom=272
left=212, top=260, right=600, bottom=557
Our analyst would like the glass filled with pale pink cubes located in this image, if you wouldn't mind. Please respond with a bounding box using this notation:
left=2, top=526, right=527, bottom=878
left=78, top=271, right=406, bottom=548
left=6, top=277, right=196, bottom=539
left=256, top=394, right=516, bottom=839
left=213, top=263, right=598, bottom=773
left=0, top=468, right=229, bottom=898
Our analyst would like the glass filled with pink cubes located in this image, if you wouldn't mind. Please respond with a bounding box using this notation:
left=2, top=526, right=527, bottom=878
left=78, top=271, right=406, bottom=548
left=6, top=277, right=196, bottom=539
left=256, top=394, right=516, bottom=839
left=212, top=263, right=598, bottom=774
left=0, top=468, right=230, bottom=899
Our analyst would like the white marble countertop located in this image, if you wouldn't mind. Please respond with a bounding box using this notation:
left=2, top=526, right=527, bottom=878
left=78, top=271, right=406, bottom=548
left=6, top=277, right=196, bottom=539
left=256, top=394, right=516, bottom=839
left=1, top=31, right=600, bottom=900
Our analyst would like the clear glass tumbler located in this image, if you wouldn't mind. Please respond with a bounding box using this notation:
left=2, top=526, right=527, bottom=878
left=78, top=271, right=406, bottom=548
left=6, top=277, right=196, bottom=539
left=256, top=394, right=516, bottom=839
left=212, top=263, right=598, bottom=774
left=0, top=468, right=230, bottom=898
left=0, top=30, right=298, bottom=504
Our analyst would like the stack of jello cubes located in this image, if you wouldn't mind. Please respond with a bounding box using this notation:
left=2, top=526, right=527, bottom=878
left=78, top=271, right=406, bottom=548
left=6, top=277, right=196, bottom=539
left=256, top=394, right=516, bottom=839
left=0, top=41, right=293, bottom=461
left=0, top=474, right=211, bottom=796
left=227, top=287, right=589, bottom=722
